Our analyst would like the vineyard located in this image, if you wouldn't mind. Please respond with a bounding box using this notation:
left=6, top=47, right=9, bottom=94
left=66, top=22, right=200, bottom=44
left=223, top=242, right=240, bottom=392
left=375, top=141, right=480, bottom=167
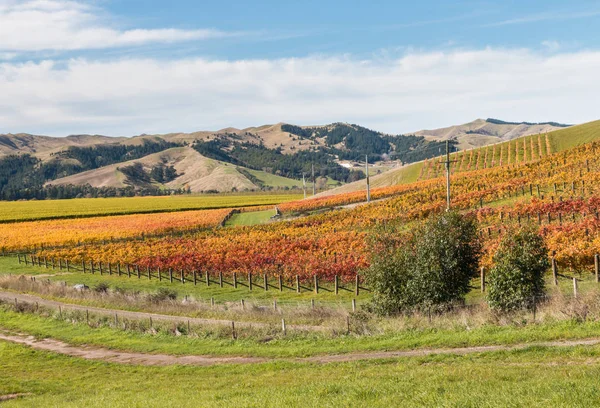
left=22, top=123, right=600, bottom=286
left=0, top=208, right=235, bottom=252
left=0, top=193, right=302, bottom=222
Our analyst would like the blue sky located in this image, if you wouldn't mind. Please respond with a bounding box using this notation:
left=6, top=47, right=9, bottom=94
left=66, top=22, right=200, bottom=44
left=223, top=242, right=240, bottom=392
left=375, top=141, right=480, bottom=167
left=1, top=0, right=600, bottom=136
left=100, top=0, right=600, bottom=59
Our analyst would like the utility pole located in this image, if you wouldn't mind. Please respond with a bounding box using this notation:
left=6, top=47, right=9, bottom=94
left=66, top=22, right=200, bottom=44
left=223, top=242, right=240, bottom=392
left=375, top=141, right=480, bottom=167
left=365, top=154, right=371, bottom=203
left=444, top=140, right=453, bottom=211
left=302, top=173, right=307, bottom=199
left=312, top=163, right=316, bottom=196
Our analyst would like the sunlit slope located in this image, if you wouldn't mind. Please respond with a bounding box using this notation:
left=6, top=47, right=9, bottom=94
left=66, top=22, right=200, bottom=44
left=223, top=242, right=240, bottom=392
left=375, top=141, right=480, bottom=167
left=48, top=147, right=304, bottom=192
left=547, top=120, right=600, bottom=152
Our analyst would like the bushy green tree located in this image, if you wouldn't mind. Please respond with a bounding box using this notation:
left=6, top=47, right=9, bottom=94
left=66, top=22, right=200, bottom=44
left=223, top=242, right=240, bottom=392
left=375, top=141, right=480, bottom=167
left=486, top=227, right=549, bottom=313
left=366, top=212, right=481, bottom=315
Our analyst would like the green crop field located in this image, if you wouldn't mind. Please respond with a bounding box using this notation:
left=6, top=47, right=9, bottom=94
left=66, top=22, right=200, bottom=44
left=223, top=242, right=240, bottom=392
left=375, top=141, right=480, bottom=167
left=0, top=193, right=304, bottom=223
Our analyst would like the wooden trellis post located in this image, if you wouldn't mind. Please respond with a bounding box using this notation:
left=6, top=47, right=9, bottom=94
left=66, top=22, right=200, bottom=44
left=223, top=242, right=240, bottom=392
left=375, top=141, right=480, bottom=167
left=480, top=267, right=486, bottom=292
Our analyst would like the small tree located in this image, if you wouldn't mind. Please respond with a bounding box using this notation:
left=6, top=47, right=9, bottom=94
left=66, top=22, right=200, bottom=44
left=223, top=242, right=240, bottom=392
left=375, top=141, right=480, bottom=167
left=366, top=211, right=481, bottom=315
left=486, top=227, right=549, bottom=313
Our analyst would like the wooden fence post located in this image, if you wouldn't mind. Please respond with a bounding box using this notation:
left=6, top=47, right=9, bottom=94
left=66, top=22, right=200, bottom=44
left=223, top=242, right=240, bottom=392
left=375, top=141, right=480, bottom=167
left=233, top=272, right=237, bottom=288
left=181, top=270, right=185, bottom=284
left=193, top=270, right=197, bottom=286
left=219, top=272, right=223, bottom=288
left=552, top=257, right=558, bottom=286
left=127, top=264, right=131, bottom=278
left=231, top=321, right=237, bottom=340
left=248, top=273, right=253, bottom=291
left=136, top=265, right=140, bottom=279
left=108, top=263, right=112, bottom=275
left=296, top=275, right=300, bottom=293
left=264, top=274, right=268, bottom=291
left=117, top=262, right=121, bottom=276
left=169, top=268, right=173, bottom=283
left=334, top=275, right=339, bottom=295
left=66, top=260, right=70, bottom=272
left=18, top=254, right=22, bottom=264
left=573, top=277, right=578, bottom=298
left=99, top=262, right=103, bottom=275
left=352, top=298, right=356, bottom=312
left=281, top=318, right=286, bottom=336
left=480, top=267, right=486, bottom=292
left=355, top=275, right=360, bottom=296
left=314, top=274, right=318, bottom=294
left=206, top=271, right=210, bottom=286
left=278, top=274, right=283, bottom=292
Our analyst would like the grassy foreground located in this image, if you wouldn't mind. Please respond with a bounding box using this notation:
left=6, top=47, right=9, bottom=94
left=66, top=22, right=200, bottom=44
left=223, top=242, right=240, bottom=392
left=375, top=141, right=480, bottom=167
left=0, top=193, right=303, bottom=222
left=3, top=304, right=600, bottom=358
left=2, top=340, right=600, bottom=407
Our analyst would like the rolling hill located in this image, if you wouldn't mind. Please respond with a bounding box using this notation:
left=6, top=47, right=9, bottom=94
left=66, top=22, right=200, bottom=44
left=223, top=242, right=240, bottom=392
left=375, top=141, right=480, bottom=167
left=48, top=147, right=304, bottom=193
left=413, top=118, right=570, bottom=150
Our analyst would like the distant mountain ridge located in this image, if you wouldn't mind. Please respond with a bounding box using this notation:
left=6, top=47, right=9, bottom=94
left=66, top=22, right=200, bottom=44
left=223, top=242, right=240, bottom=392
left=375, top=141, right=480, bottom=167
left=0, top=118, right=573, bottom=200
left=413, top=118, right=570, bottom=150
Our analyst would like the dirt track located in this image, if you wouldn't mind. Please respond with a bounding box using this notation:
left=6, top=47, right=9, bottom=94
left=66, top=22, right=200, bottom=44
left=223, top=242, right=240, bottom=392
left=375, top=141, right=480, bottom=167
left=2, top=328, right=600, bottom=367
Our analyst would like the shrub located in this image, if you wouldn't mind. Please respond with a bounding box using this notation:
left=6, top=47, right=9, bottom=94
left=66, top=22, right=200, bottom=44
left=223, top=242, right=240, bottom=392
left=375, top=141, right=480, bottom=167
left=93, top=282, right=110, bottom=294
left=366, top=211, right=481, bottom=315
left=486, top=227, right=550, bottom=312
left=147, top=288, right=178, bottom=303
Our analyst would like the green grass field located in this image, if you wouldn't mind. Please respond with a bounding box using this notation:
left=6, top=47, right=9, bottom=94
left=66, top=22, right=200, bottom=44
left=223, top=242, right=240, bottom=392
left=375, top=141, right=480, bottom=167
left=225, top=209, right=277, bottom=226
left=2, top=339, right=600, bottom=407
left=0, top=193, right=303, bottom=222
left=548, top=119, right=600, bottom=152
left=246, top=169, right=304, bottom=188
left=4, top=305, right=600, bottom=358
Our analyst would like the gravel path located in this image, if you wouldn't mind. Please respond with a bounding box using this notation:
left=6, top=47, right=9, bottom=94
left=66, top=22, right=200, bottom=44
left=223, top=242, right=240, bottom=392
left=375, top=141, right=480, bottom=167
left=2, top=329, right=599, bottom=367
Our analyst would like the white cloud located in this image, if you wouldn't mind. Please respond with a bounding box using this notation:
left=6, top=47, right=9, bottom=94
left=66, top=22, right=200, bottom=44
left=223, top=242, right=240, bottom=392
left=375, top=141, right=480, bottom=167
left=0, top=0, right=235, bottom=52
left=1, top=48, right=599, bottom=136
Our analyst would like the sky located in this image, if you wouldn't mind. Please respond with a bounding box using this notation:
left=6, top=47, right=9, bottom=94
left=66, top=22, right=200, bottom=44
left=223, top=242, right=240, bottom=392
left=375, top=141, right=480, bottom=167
left=1, top=0, right=600, bottom=136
